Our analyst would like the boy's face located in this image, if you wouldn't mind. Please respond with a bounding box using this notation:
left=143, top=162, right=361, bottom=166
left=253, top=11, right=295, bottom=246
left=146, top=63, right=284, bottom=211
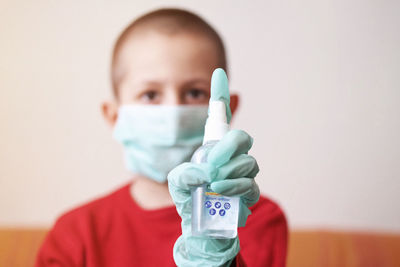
left=102, top=31, right=238, bottom=125
left=117, top=31, right=220, bottom=105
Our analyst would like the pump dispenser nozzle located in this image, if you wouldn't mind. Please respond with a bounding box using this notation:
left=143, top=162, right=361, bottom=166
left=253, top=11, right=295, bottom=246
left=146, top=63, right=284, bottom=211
left=203, top=101, right=229, bottom=144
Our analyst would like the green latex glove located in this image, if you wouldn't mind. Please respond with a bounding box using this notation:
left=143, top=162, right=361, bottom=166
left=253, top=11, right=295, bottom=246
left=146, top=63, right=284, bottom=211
left=168, top=130, right=260, bottom=266
left=168, top=68, right=260, bottom=266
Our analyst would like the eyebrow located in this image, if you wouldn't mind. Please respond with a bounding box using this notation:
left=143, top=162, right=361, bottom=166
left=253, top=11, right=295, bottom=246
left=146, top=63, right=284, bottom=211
left=136, top=78, right=209, bottom=88
left=137, top=80, right=163, bottom=87
left=182, top=78, right=209, bottom=87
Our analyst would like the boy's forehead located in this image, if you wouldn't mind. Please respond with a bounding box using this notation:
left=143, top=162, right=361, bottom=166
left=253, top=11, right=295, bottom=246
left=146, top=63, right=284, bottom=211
left=115, top=31, right=221, bottom=84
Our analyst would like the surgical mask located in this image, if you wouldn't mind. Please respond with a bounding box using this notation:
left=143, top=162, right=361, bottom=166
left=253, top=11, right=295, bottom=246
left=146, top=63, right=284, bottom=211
left=113, top=105, right=208, bottom=183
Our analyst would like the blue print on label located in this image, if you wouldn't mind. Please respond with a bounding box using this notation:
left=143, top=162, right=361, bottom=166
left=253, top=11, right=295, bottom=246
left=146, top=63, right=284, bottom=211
left=219, top=209, right=226, bottom=216
left=215, top=202, right=221, bottom=209
left=209, top=208, right=216, bottom=215
left=205, top=201, right=212, bottom=208
left=224, top=203, right=231, bottom=210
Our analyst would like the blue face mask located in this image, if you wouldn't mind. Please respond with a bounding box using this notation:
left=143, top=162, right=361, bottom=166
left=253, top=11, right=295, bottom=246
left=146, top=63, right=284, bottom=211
left=113, top=105, right=208, bottom=183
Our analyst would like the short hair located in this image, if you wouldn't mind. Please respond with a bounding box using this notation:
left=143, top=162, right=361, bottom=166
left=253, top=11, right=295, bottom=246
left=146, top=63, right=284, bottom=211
left=111, top=8, right=227, bottom=98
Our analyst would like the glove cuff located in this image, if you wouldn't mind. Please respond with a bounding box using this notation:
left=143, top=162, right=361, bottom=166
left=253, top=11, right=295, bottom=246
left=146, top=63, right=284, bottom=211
left=173, top=235, right=240, bottom=267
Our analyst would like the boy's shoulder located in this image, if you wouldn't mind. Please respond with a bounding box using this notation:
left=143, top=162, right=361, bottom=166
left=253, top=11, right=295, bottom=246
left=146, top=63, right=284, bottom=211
left=249, top=194, right=287, bottom=225
left=36, top=183, right=132, bottom=263
left=52, top=182, right=131, bottom=229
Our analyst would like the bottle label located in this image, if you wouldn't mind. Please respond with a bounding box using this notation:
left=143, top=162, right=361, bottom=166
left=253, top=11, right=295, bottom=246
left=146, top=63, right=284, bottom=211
left=204, top=194, right=231, bottom=217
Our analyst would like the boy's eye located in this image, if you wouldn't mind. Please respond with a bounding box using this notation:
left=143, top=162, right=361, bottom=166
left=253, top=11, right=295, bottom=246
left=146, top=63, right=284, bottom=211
left=140, top=90, right=160, bottom=103
left=184, top=88, right=209, bottom=104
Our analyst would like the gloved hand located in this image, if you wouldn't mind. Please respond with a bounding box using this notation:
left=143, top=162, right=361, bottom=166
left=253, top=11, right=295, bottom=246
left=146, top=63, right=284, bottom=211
left=168, top=129, right=260, bottom=267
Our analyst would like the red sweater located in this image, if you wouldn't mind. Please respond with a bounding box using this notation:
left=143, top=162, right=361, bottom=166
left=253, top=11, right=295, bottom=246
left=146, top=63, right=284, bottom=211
left=35, top=182, right=287, bottom=267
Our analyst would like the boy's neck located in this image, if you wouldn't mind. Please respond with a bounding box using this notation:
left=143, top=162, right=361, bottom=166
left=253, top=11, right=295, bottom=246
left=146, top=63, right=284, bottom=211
left=130, top=175, right=174, bottom=210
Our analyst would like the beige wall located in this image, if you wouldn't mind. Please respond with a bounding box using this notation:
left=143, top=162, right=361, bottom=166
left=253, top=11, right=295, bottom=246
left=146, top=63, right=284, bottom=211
left=1, top=0, right=399, bottom=231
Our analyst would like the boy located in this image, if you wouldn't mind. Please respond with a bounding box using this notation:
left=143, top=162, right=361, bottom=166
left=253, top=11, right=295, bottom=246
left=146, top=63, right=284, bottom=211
left=35, top=8, right=287, bottom=267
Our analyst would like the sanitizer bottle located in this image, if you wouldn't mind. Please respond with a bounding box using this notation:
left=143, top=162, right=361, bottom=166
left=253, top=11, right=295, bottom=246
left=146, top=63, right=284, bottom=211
left=191, top=100, right=240, bottom=239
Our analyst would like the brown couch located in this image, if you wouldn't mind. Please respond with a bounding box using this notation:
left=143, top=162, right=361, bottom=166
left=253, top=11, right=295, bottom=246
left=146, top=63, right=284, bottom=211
left=1, top=228, right=399, bottom=266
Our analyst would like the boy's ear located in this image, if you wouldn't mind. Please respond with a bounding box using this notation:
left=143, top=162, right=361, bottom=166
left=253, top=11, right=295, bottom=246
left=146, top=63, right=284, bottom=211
left=230, top=93, right=240, bottom=117
left=101, top=101, right=118, bottom=127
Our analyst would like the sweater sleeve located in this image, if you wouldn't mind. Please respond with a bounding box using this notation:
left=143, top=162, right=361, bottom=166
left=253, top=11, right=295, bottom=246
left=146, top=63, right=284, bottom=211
left=233, top=211, right=287, bottom=267
left=271, top=209, right=288, bottom=267
left=237, top=196, right=288, bottom=267
left=34, top=214, right=85, bottom=267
